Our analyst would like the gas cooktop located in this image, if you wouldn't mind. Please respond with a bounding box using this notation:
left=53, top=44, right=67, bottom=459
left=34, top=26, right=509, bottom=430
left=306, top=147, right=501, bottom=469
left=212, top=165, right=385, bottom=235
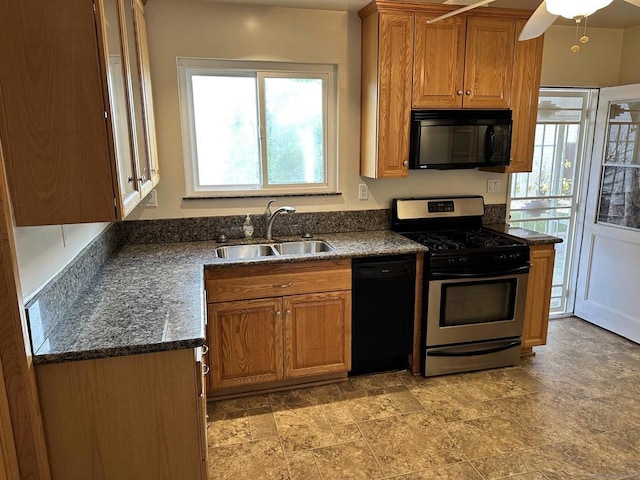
left=391, top=196, right=529, bottom=269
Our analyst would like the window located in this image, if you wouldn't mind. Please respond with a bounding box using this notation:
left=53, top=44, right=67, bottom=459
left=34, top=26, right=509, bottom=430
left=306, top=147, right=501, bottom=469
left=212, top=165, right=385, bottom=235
left=177, top=58, right=337, bottom=197
left=509, top=88, right=597, bottom=315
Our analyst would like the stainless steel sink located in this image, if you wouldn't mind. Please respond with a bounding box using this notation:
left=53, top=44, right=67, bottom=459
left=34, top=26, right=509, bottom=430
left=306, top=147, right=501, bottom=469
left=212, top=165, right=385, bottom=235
left=274, top=240, right=334, bottom=255
left=214, top=244, right=278, bottom=259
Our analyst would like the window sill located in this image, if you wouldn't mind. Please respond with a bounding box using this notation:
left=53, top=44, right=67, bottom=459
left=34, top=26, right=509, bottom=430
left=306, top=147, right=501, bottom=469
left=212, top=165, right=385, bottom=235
left=183, top=192, right=343, bottom=200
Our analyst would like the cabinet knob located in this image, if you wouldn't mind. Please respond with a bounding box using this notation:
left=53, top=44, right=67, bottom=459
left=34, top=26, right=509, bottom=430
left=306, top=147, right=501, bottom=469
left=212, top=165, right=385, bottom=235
left=138, top=175, right=146, bottom=183
left=275, top=310, right=282, bottom=316
left=465, top=90, right=472, bottom=95
left=285, top=309, right=291, bottom=315
left=457, top=90, right=463, bottom=95
left=151, top=169, right=157, bottom=174
left=403, top=160, right=409, bottom=167
left=127, top=177, right=134, bottom=183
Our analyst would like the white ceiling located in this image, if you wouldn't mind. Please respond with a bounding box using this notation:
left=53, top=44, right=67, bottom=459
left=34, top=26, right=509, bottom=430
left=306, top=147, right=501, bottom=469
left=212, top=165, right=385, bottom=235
left=161, top=0, right=640, bottom=28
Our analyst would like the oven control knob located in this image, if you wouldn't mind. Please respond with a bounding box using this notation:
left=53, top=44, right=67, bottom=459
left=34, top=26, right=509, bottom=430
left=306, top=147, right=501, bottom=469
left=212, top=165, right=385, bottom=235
left=447, top=258, right=456, bottom=264
left=496, top=254, right=507, bottom=261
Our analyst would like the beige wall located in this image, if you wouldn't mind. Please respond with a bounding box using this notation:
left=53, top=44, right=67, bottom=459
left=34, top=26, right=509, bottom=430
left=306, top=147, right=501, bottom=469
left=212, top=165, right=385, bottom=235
left=130, top=1, right=508, bottom=220
left=541, top=25, right=624, bottom=87
left=618, top=24, right=640, bottom=85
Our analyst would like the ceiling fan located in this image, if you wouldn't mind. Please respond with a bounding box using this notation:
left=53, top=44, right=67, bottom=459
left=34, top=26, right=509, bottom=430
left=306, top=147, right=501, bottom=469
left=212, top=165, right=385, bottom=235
left=428, top=0, right=640, bottom=51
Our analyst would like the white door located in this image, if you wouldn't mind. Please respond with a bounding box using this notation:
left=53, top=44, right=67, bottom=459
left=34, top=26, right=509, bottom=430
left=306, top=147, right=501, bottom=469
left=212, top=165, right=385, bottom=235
left=574, top=84, right=640, bottom=343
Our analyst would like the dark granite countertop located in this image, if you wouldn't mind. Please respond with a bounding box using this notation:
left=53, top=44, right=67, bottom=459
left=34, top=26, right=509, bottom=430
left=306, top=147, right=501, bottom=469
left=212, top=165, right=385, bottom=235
left=32, top=230, right=426, bottom=365
left=486, top=224, right=563, bottom=245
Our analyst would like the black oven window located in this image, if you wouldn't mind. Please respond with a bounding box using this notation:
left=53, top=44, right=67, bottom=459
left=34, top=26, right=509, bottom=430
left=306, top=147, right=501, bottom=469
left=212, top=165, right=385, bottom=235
left=440, top=279, right=517, bottom=327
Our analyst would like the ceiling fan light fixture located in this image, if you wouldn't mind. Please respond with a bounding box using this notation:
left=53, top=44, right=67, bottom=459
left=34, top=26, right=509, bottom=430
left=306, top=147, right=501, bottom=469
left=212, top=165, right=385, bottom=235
left=545, top=0, right=614, bottom=19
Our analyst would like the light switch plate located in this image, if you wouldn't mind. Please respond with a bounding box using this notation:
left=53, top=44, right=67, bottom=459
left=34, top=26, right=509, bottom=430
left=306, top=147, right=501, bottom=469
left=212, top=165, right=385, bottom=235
left=487, top=179, right=501, bottom=193
left=358, top=183, right=368, bottom=200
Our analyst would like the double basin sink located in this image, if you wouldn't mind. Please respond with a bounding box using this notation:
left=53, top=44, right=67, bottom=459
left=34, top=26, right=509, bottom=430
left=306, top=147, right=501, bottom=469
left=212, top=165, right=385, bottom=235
left=215, top=240, right=334, bottom=259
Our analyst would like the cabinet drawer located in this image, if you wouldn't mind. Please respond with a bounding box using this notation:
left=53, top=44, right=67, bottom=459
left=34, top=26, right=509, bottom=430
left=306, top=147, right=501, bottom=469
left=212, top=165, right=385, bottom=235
left=205, top=259, right=351, bottom=303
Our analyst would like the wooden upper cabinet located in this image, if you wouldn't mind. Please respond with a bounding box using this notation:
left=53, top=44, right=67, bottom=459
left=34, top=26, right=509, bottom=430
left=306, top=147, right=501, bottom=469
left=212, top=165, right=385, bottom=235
left=0, top=0, right=159, bottom=226
left=508, top=19, right=544, bottom=173
left=360, top=11, right=413, bottom=178
left=463, top=17, right=515, bottom=109
left=413, top=15, right=466, bottom=108
left=413, top=15, right=515, bottom=109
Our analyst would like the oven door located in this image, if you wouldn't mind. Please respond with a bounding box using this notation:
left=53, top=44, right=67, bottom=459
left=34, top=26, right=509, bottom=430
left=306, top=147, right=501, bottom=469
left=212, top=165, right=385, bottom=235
left=425, top=266, right=529, bottom=347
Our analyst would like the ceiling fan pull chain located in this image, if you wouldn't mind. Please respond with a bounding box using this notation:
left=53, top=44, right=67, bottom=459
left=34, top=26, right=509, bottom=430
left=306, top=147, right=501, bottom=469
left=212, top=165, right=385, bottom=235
left=580, top=16, right=590, bottom=44
left=571, top=17, right=581, bottom=53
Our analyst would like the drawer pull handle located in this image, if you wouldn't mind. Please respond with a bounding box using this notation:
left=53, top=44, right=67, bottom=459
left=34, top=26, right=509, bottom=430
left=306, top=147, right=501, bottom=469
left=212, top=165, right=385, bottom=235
left=202, top=364, right=210, bottom=376
left=202, top=344, right=209, bottom=355
left=274, top=282, right=292, bottom=288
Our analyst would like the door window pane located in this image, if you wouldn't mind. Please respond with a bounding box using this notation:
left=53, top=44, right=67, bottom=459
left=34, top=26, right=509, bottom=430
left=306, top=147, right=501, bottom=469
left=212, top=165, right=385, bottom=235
left=597, top=100, right=640, bottom=229
left=264, top=77, right=324, bottom=185
left=191, top=75, right=260, bottom=186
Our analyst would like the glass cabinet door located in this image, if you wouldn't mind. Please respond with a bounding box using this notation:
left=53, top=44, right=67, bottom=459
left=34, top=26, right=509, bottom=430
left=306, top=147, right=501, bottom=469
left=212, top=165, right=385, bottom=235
left=102, top=0, right=140, bottom=214
left=120, top=0, right=153, bottom=198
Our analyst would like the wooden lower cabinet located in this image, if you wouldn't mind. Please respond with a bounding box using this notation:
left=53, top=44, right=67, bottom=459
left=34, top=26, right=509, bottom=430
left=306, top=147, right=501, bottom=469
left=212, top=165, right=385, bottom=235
left=205, top=260, right=352, bottom=394
left=522, top=244, right=556, bottom=355
left=284, top=292, right=351, bottom=378
left=36, top=349, right=208, bottom=480
left=208, top=298, right=284, bottom=389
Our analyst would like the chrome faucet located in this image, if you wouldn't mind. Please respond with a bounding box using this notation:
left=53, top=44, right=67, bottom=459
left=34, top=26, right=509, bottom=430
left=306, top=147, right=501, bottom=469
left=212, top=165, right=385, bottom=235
left=264, top=200, right=296, bottom=241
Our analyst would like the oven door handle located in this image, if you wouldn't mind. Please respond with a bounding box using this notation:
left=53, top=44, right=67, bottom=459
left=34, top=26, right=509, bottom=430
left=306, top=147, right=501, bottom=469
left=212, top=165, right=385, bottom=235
left=427, top=340, right=521, bottom=357
left=429, top=265, right=530, bottom=280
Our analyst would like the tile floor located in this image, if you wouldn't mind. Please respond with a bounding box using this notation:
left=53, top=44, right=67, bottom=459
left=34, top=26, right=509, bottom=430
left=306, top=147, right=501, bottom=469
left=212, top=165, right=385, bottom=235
left=206, top=316, right=640, bottom=479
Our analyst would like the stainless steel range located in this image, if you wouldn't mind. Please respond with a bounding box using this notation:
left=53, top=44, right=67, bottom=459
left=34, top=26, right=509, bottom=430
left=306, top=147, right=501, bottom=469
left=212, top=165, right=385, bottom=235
left=392, top=196, right=530, bottom=377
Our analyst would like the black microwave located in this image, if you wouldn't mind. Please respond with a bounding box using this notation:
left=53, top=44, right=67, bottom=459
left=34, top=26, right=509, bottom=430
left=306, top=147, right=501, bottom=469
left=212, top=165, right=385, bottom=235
left=409, top=109, right=512, bottom=170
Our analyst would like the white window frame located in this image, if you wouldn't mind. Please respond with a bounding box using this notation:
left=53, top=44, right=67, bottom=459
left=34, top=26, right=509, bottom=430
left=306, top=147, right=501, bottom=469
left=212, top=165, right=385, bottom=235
left=177, top=58, right=338, bottom=197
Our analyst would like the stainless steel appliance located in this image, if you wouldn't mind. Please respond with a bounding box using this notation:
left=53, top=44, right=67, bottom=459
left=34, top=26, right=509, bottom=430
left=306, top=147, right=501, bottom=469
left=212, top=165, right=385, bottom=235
left=391, top=196, right=529, bottom=377
left=409, top=110, right=512, bottom=170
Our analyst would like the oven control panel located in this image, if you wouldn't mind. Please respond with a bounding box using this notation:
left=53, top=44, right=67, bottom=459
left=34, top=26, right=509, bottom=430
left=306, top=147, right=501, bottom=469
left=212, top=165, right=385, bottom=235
left=428, top=201, right=455, bottom=213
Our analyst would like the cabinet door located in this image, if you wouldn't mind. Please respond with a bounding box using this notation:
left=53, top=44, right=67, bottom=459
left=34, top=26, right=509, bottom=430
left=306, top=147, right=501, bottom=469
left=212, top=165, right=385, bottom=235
left=0, top=0, right=117, bottom=225
left=284, top=291, right=351, bottom=378
left=376, top=11, right=413, bottom=178
left=133, top=0, right=160, bottom=188
left=413, top=15, right=465, bottom=108
left=522, top=245, right=555, bottom=352
left=463, top=17, right=515, bottom=109
left=208, top=298, right=284, bottom=389
left=102, top=0, right=142, bottom=216
left=120, top=0, right=154, bottom=198
left=508, top=20, right=544, bottom=173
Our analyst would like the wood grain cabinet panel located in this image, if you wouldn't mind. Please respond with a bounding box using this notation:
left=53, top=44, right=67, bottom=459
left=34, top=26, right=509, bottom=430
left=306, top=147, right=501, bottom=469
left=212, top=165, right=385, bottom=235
left=0, top=0, right=159, bottom=225
left=413, top=15, right=466, bottom=108
left=360, top=10, right=413, bottom=178
left=208, top=298, right=284, bottom=390
left=36, top=349, right=206, bottom=480
left=507, top=19, right=544, bottom=173
left=205, top=260, right=352, bottom=394
left=284, top=292, right=351, bottom=378
left=463, top=17, right=515, bottom=109
left=522, top=244, right=556, bottom=355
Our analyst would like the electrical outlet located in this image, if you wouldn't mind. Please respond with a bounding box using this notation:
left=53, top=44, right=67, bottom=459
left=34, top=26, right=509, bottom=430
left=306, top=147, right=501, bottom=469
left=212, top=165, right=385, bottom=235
left=358, top=183, right=368, bottom=201
left=487, top=179, right=501, bottom=193
left=140, top=190, right=158, bottom=207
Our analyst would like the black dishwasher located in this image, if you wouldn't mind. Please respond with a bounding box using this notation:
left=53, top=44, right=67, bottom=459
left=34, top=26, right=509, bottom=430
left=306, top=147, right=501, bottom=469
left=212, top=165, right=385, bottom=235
left=351, top=255, right=416, bottom=375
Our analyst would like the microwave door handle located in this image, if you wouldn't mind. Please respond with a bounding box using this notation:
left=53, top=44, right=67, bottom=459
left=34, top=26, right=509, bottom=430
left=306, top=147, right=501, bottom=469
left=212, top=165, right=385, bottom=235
left=484, top=125, right=495, bottom=160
